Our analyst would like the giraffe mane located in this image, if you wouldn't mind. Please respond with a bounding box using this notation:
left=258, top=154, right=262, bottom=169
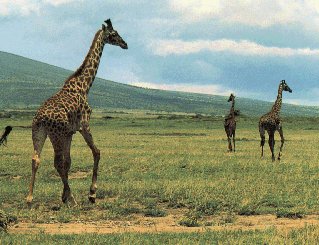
left=65, top=30, right=103, bottom=82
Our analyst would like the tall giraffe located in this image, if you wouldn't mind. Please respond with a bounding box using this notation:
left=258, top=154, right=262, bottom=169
left=224, top=93, right=237, bottom=152
left=26, top=19, right=128, bottom=205
left=259, top=80, right=292, bottom=162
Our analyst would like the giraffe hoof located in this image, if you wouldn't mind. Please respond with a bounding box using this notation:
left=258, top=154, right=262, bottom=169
left=62, top=196, right=68, bottom=203
left=26, top=195, right=33, bottom=206
left=88, top=194, right=96, bottom=203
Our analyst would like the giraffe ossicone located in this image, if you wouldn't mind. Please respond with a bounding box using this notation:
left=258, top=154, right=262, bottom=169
left=26, top=19, right=127, bottom=206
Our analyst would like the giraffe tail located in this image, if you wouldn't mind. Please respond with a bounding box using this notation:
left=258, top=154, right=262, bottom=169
left=0, top=126, right=13, bottom=146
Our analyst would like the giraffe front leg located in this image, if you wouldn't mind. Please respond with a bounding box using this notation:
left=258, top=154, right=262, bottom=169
left=225, top=126, right=232, bottom=152
left=227, top=136, right=232, bottom=152
left=54, top=154, right=77, bottom=207
left=268, top=132, right=275, bottom=162
left=52, top=135, right=77, bottom=207
left=80, top=125, right=100, bottom=203
left=277, top=126, right=284, bottom=160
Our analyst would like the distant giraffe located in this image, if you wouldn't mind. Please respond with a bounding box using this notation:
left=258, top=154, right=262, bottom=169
left=224, top=93, right=237, bottom=152
left=259, top=80, right=292, bottom=162
left=26, top=19, right=128, bottom=206
left=0, top=126, right=13, bottom=146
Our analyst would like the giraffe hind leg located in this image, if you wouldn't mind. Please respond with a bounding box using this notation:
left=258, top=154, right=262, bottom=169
left=26, top=125, right=47, bottom=205
left=232, top=130, right=236, bottom=152
left=259, top=125, right=265, bottom=158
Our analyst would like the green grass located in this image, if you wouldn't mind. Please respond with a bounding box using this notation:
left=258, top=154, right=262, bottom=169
left=3, top=226, right=319, bottom=244
left=0, top=51, right=318, bottom=117
left=1, top=111, right=319, bottom=225
left=2, top=110, right=319, bottom=243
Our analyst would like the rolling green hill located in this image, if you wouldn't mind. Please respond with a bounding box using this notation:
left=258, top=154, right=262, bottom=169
left=0, top=51, right=318, bottom=117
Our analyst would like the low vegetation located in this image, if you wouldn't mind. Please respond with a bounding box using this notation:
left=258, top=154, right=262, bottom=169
left=1, top=111, right=319, bottom=223
left=2, top=226, right=319, bottom=244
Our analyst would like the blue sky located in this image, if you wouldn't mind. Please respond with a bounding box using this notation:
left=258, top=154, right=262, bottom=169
left=1, top=0, right=319, bottom=105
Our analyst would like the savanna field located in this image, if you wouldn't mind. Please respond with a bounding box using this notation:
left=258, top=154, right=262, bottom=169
left=2, top=110, right=319, bottom=244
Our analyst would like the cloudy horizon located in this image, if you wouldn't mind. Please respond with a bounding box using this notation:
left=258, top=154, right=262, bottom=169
left=1, top=0, right=319, bottom=105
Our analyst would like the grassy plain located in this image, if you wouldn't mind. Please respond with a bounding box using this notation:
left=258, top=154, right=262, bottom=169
left=1, top=110, right=319, bottom=243
left=3, top=226, right=319, bottom=244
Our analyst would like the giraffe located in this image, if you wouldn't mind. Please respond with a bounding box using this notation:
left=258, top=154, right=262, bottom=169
left=224, top=93, right=237, bottom=152
left=259, top=80, right=292, bottom=162
left=26, top=19, right=128, bottom=206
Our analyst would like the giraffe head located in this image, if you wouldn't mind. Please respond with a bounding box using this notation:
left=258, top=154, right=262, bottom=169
left=102, top=19, right=128, bottom=49
left=228, top=93, right=235, bottom=102
left=280, top=80, right=292, bottom=93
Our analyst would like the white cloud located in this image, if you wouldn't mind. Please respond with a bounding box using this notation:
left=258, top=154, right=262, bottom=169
left=285, top=88, right=319, bottom=106
left=0, top=0, right=40, bottom=16
left=149, top=39, right=319, bottom=57
left=170, top=0, right=222, bottom=22
left=131, top=81, right=232, bottom=96
left=43, top=0, right=80, bottom=6
left=169, top=0, right=316, bottom=28
left=285, top=99, right=319, bottom=106
left=0, top=0, right=81, bottom=16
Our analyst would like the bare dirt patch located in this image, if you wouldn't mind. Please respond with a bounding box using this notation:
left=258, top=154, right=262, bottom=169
left=68, top=171, right=89, bottom=179
left=8, top=214, right=319, bottom=234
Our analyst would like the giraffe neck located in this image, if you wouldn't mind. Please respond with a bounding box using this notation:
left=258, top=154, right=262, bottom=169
left=272, top=84, right=283, bottom=114
left=63, top=30, right=105, bottom=94
left=230, top=99, right=235, bottom=117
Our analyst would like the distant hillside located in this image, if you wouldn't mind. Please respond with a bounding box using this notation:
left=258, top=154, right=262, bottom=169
left=0, top=51, right=318, bottom=117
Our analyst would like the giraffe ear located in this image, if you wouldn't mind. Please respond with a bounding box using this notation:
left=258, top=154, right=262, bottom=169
left=102, top=24, right=106, bottom=31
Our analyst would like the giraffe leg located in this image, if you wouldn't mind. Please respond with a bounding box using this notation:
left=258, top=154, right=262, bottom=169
left=227, top=135, right=232, bottom=152
left=277, top=126, right=284, bottom=160
left=52, top=135, right=77, bottom=207
left=232, top=130, right=236, bottom=152
left=26, top=126, right=47, bottom=205
left=225, top=126, right=232, bottom=152
left=259, top=125, right=265, bottom=158
left=62, top=135, right=77, bottom=206
left=268, top=131, right=275, bottom=162
left=80, top=126, right=100, bottom=203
